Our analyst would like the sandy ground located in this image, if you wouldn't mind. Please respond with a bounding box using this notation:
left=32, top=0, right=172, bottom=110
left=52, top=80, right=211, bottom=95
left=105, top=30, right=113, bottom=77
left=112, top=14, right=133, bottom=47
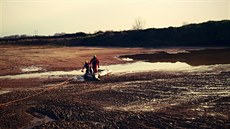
left=0, top=46, right=229, bottom=129
left=0, top=45, right=156, bottom=76
left=0, top=45, right=152, bottom=88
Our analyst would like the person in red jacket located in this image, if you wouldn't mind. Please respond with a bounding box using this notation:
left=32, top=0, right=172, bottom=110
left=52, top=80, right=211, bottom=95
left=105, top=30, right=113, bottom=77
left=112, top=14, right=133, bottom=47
left=90, top=55, right=99, bottom=73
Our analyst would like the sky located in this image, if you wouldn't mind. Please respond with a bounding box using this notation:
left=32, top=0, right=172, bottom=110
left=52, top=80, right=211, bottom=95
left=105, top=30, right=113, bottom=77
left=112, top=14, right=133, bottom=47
left=0, top=0, right=229, bottom=37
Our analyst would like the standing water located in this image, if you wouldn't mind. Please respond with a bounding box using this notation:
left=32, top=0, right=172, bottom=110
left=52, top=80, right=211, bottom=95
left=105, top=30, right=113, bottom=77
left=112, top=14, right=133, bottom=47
left=0, top=61, right=230, bottom=79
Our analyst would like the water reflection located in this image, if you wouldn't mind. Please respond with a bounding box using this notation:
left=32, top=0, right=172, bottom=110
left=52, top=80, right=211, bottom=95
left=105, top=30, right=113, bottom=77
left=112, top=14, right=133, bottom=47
left=0, top=91, right=10, bottom=95
left=120, top=57, right=134, bottom=61
left=0, top=70, right=82, bottom=79
left=21, top=66, right=43, bottom=72
left=103, top=61, right=192, bottom=74
left=0, top=61, right=230, bottom=79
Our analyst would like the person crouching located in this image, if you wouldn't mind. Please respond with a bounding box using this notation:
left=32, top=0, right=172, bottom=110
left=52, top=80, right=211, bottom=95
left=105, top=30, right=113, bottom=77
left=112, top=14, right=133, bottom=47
left=81, top=61, right=92, bottom=74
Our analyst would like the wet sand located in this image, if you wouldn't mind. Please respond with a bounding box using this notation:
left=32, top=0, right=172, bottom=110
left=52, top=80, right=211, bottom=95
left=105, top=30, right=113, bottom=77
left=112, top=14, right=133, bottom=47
left=0, top=46, right=154, bottom=76
left=0, top=46, right=229, bottom=128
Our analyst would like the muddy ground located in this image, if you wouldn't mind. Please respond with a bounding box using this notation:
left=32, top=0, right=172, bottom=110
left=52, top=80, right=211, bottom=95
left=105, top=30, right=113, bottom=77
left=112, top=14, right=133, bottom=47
left=0, top=46, right=229, bottom=129
left=0, top=46, right=157, bottom=76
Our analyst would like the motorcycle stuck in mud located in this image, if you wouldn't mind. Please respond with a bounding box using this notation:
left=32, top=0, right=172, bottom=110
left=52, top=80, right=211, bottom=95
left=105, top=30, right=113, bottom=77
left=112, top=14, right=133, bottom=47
left=81, top=58, right=111, bottom=81
left=83, top=69, right=112, bottom=81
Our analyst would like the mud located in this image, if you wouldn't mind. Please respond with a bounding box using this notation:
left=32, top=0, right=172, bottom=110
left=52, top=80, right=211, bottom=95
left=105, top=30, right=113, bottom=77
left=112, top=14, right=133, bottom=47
left=0, top=71, right=229, bottom=129
left=0, top=46, right=229, bottom=128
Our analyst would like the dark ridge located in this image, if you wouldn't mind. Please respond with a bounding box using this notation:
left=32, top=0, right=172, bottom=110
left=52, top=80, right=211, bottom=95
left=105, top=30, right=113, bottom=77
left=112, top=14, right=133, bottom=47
left=0, top=20, right=230, bottom=47
left=119, top=48, right=230, bottom=66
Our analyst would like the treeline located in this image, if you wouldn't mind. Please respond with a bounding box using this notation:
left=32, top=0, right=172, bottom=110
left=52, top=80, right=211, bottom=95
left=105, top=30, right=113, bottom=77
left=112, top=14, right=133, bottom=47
left=0, top=32, right=89, bottom=46
left=1, top=20, right=230, bottom=47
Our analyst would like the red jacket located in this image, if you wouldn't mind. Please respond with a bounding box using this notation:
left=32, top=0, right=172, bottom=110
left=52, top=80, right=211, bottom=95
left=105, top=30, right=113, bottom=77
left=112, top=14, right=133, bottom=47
left=90, top=57, right=99, bottom=68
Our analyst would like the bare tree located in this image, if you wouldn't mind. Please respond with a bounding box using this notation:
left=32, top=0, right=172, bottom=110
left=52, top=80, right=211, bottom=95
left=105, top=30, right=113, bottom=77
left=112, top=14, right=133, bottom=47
left=34, top=30, right=38, bottom=36
left=182, top=21, right=188, bottom=26
left=132, top=18, right=145, bottom=30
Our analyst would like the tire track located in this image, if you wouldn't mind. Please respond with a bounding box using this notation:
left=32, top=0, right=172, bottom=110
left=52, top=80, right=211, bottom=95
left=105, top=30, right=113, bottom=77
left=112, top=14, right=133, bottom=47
left=0, top=78, right=73, bottom=107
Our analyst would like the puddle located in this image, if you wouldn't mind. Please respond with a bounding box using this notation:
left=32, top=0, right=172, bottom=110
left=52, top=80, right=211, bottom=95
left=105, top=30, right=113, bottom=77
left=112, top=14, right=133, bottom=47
left=121, top=57, right=134, bottom=61
left=166, top=50, right=190, bottom=54
left=0, top=90, right=10, bottom=95
left=102, top=61, right=230, bottom=74
left=0, top=61, right=230, bottom=79
left=0, top=70, right=82, bottom=79
left=107, top=61, right=192, bottom=73
left=21, top=66, right=43, bottom=72
left=25, top=115, right=55, bottom=129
